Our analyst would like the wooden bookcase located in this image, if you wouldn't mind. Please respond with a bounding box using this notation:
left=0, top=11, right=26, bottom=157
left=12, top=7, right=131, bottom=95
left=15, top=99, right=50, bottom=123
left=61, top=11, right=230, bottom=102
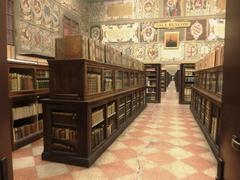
left=179, top=63, right=195, bottom=104
left=8, top=61, right=49, bottom=150
left=41, top=59, right=146, bottom=167
left=191, top=65, right=223, bottom=157
left=144, top=64, right=161, bottom=103
left=190, top=45, right=224, bottom=179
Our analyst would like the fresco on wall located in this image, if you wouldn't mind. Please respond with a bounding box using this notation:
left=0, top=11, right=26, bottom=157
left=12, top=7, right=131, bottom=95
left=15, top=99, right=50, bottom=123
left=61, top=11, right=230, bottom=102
left=208, top=18, right=225, bottom=40
left=185, top=0, right=212, bottom=16
left=102, top=23, right=139, bottom=43
left=140, top=22, right=158, bottom=42
left=147, top=43, right=160, bottom=61
left=104, top=0, right=134, bottom=20
left=18, top=21, right=54, bottom=56
left=134, top=45, right=146, bottom=61
left=123, top=45, right=135, bottom=56
left=215, top=0, right=226, bottom=13
left=20, top=0, right=32, bottom=21
left=16, top=0, right=89, bottom=57
left=186, top=19, right=207, bottom=40
left=163, top=0, right=182, bottom=17
left=90, top=2, right=105, bottom=22
left=90, top=26, right=102, bottom=40
left=185, top=43, right=199, bottom=58
left=135, top=0, right=161, bottom=19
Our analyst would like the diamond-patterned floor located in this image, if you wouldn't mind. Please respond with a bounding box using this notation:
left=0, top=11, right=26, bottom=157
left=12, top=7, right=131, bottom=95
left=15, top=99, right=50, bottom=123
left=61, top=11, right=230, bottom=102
left=13, top=82, right=217, bottom=179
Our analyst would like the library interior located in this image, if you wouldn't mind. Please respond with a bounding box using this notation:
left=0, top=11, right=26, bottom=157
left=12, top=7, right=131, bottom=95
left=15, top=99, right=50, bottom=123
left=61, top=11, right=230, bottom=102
left=0, top=0, right=240, bottom=180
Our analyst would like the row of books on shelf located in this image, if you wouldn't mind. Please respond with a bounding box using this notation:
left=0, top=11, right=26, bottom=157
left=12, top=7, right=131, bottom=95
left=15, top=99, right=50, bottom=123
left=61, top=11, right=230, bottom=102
left=192, top=93, right=219, bottom=143
left=211, top=117, right=218, bottom=142
left=92, top=108, right=104, bottom=127
left=91, top=125, right=105, bottom=149
left=184, top=87, right=192, bottom=96
left=107, top=102, right=116, bottom=118
left=146, top=88, right=156, bottom=93
left=104, top=78, right=113, bottom=91
left=12, top=103, right=43, bottom=121
left=36, top=70, right=49, bottom=79
left=185, top=69, right=195, bottom=76
left=9, top=73, right=33, bottom=91
left=185, top=77, right=194, bottom=83
left=36, top=80, right=49, bottom=89
left=13, top=120, right=43, bottom=142
left=146, top=78, right=156, bottom=87
left=147, top=94, right=156, bottom=101
left=52, top=127, right=76, bottom=141
left=195, top=45, right=224, bottom=71
left=55, top=34, right=144, bottom=71
left=194, top=71, right=223, bottom=94
left=87, top=73, right=101, bottom=95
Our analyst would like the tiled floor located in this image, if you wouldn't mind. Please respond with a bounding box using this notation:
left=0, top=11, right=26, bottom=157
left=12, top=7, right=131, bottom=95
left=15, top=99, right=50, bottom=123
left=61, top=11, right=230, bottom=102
left=13, top=82, right=217, bottom=180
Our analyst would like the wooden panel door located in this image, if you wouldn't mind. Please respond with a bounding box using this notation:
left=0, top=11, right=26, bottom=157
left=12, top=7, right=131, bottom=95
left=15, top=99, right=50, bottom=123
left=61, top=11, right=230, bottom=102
left=0, top=0, right=13, bottom=179
left=219, top=1, right=240, bottom=179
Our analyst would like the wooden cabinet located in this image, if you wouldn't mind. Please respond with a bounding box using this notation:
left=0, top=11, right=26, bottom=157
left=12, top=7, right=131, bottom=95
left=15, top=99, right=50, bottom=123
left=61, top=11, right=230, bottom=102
left=179, top=63, right=195, bottom=104
left=144, top=64, right=161, bottom=103
left=41, top=59, right=146, bottom=167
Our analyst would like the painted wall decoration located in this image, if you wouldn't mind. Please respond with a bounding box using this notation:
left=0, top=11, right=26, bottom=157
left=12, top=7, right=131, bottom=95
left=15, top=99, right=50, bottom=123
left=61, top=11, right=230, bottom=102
left=164, top=32, right=179, bottom=48
left=161, top=42, right=184, bottom=60
left=135, top=0, right=161, bottom=19
left=89, top=0, right=225, bottom=62
left=140, top=22, right=157, bottom=42
left=102, top=23, right=139, bottom=43
left=134, top=45, right=146, bottom=61
left=185, top=43, right=199, bottom=57
left=208, top=18, right=225, bottom=40
left=123, top=45, right=135, bottom=56
left=186, top=19, right=207, bottom=40
left=164, top=0, right=182, bottom=17
left=90, top=2, right=105, bottom=22
left=185, top=0, right=212, bottom=16
left=18, top=21, right=54, bottom=56
left=16, top=0, right=89, bottom=57
left=215, top=0, right=226, bottom=13
left=105, top=0, right=134, bottom=20
left=90, top=26, right=102, bottom=40
left=147, top=43, right=160, bottom=61
left=20, top=0, right=32, bottom=21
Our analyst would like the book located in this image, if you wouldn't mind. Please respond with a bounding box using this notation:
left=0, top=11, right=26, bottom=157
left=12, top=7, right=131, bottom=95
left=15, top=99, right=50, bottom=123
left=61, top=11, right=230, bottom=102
left=87, top=73, right=101, bottom=95
left=92, top=109, right=104, bottom=127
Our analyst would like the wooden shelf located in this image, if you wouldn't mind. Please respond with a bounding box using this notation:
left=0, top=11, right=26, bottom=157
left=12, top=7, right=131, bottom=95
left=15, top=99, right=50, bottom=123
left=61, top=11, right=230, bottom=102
left=14, top=130, right=43, bottom=150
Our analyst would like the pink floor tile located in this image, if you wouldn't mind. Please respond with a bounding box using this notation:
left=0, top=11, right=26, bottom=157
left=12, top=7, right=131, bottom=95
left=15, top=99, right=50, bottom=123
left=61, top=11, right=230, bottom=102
left=142, top=167, right=177, bottom=180
left=99, top=161, right=134, bottom=178
left=111, top=148, right=138, bottom=160
left=14, top=167, right=38, bottom=180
